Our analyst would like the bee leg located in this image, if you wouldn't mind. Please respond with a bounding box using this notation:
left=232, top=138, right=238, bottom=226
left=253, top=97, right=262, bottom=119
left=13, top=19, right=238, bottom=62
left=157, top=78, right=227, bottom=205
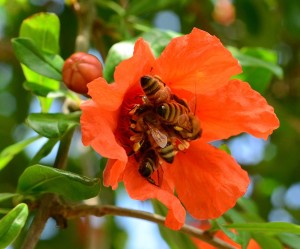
left=127, top=150, right=135, bottom=156
left=146, top=177, right=159, bottom=186
left=128, top=104, right=140, bottom=115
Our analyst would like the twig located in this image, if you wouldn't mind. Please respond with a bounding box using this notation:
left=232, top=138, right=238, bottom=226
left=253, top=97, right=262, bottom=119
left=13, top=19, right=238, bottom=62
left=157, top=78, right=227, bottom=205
left=73, top=0, right=96, bottom=52
left=53, top=203, right=236, bottom=249
left=53, top=127, right=75, bottom=170
left=20, top=194, right=55, bottom=249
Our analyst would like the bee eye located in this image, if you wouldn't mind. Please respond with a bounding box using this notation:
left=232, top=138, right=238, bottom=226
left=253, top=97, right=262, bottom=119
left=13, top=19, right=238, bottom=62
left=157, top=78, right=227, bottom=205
left=139, top=163, right=152, bottom=177
left=156, top=104, right=167, bottom=117
left=140, top=76, right=151, bottom=87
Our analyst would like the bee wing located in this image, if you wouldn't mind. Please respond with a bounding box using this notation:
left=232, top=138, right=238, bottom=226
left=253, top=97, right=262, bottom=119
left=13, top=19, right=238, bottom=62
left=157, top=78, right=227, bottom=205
left=150, top=127, right=168, bottom=148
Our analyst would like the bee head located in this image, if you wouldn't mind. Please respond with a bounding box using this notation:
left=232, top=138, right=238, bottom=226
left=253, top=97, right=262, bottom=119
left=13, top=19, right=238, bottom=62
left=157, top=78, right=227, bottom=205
left=156, top=104, right=167, bottom=118
left=140, top=76, right=151, bottom=87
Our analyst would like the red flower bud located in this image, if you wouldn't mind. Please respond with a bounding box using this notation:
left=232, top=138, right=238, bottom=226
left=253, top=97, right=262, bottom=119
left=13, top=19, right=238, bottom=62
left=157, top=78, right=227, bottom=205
left=62, top=52, right=103, bottom=94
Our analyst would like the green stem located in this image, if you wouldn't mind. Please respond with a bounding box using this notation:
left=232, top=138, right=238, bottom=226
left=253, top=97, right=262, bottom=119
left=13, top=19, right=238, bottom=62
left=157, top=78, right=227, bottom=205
left=53, top=127, right=75, bottom=170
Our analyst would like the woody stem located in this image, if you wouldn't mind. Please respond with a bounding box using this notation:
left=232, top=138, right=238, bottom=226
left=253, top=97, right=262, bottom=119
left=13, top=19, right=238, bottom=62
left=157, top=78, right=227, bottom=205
left=51, top=203, right=236, bottom=249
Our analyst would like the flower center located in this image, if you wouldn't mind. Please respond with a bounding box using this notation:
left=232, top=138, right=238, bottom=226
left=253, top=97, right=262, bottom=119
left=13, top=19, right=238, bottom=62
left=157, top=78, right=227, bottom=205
left=126, top=75, right=202, bottom=185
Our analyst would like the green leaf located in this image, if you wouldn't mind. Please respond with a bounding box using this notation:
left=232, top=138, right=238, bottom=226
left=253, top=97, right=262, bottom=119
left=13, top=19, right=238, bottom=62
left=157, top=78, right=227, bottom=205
left=252, top=233, right=283, bottom=249
left=227, top=222, right=300, bottom=234
left=0, top=203, right=28, bottom=248
left=223, top=209, right=251, bottom=248
left=0, top=193, right=19, bottom=203
left=29, top=138, right=59, bottom=165
left=103, top=29, right=180, bottom=83
left=104, top=41, right=135, bottom=83
left=20, top=12, right=60, bottom=54
left=218, top=144, right=231, bottom=155
left=141, top=29, right=181, bottom=57
left=152, top=200, right=197, bottom=249
left=0, top=136, right=41, bottom=171
left=128, top=0, right=185, bottom=15
left=12, top=38, right=63, bottom=81
left=17, top=165, right=100, bottom=201
left=237, top=197, right=259, bottom=214
left=26, top=112, right=81, bottom=139
left=277, top=233, right=300, bottom=249
left=23, top=81, right=65, bottom=98
left=213, top=216, right=244, bottom=245
left=229, top=47, right=283, bottom=93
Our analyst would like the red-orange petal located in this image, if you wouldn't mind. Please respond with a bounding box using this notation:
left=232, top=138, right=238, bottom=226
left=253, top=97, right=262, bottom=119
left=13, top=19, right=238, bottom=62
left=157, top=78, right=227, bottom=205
left=87, top=78, right=126, bottom=111
left=153, top=28, right=241, bottom=94
left=114, top=38, right=156, bottom=90
left=198, top=79, right=280, bottom=142
left=103, top=159, right=126, bottom=189
left=169, top=139, right=249, bottom=219
left=80, top=100, right=127, bottom=162
left=123, top=160, right=186, bottom=230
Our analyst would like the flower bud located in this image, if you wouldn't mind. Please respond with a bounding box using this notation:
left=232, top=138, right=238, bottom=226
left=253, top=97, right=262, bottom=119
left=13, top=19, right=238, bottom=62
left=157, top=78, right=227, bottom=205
left=62, top=52, right=103, bottom=94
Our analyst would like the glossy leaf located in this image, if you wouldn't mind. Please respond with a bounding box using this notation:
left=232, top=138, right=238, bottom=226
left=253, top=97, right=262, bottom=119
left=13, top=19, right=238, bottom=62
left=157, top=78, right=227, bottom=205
left=17, top=165, right=100, bottom=201
left=141, top=29, right=180, bottom=57
left=12, top=38, right=63, bottom=81
left=223, top=209, right=251, bottom=248
left=104, top=29, right=180, bottom=83
left=104, top=41, right=135, bottom=83
left=20, top=12, right=60, bottom=54
left=0, top=193, right=19, bottom=203
left=26, top=112, right=81, bottom=139
left=128, top=0, right=184, bottom=15
left=17, top=12, right=62, bottom=111
left=227, top=222, right=300, bottom=234
left=229, top=47, right=283, bottom=93
left=0, top=203, right=28, bottom=248
left=29, top=138, right=59, bottom=165
left=277, top=233, right=300, bottom=249
left=218, top=144, right=231, bottom=155
left=213, top=216, right=243, bottom=245
left=0, top=136, right=41, bottom=171
left=152, top=200, right=197, bottom=249
left=252, top=233, right=283, bottom=249
left=20, top=56, right=60, bottom=113
left=23, top=81, right=64, bottom=98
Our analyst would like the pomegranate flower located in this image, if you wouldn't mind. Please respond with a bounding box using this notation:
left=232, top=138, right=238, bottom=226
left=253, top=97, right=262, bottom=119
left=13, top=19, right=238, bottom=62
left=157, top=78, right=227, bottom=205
left=80, top=28, right=279, bottom=230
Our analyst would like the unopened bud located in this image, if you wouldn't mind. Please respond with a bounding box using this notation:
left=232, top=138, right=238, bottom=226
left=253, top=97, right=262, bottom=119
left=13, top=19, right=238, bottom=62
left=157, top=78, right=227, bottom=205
left=62, top=52, right=103, bottom=94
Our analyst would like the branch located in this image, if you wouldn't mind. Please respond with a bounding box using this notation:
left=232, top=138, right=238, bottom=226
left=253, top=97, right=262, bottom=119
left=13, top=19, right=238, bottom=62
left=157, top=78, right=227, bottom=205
left=73, top=0, right=96, bottom=52
left=21, top=194, right=55, bottom=249
left=53, top=203, right=236, bottom=249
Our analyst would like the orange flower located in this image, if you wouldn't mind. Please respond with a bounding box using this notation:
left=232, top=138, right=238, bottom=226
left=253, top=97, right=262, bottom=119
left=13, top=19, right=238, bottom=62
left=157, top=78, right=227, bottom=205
left=80, top=28, right=279, bottom=230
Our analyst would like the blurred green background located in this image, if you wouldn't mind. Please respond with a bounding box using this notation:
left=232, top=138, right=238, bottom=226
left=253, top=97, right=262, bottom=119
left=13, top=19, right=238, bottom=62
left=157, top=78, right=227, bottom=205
left=1, top=0, right=300, bottom=248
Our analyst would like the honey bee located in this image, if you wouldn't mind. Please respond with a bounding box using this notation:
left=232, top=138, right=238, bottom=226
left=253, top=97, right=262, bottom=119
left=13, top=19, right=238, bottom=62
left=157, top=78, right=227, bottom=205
left=138, top=149, right=157, bottom=178
left=138, top=148, right=163, bottom=186
left=156, top=99, right=202, bottom=142
left=174, top=114, right=202, bottom=141
left=147, top=131, right=176, bottom=164
left=130, top=75, right=202, bottom=185
left=156, top=101, right=190, bottom=126
left=129, top=104, right=168, bottom=153
left=140, top=75, right=172, bottom=105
